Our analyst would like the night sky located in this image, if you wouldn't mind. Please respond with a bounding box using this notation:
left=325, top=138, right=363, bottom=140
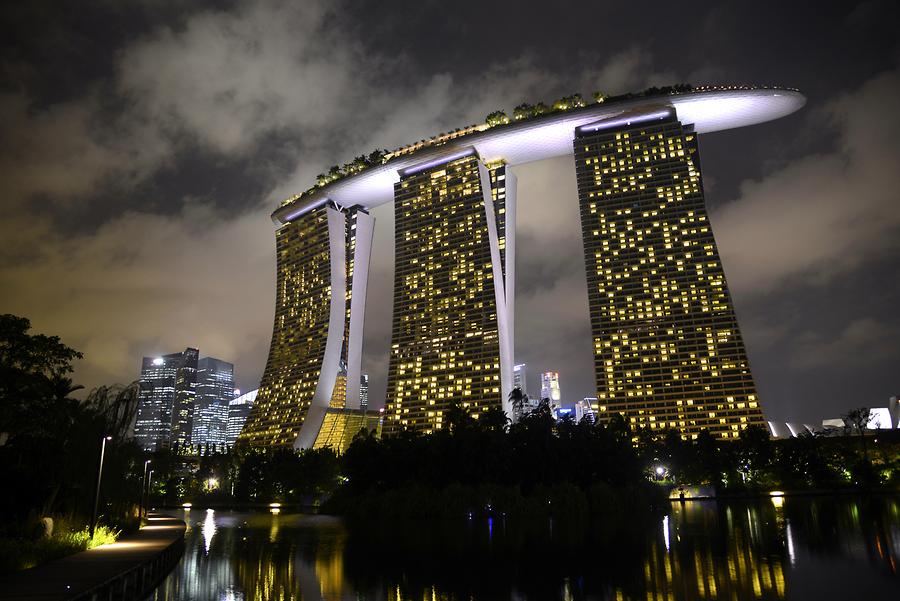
left=1, top=0, right=898, bottom=425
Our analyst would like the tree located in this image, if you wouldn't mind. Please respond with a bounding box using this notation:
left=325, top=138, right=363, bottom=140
left=532, top=102, right=550, bottom=116
left=485, top=110, right=510, bottom=127
left=445, top=401, right=474, bottom=433
left=0, top=314, right=83, bottom=440
left=843, top=407, right=873, bottom=464
left=592, top=90, right=607, bottom=103
left=84, top=381, right=141, bottom=441
left=513, top=103, right=533, bottom=121
left=508, top=387, right=526, bottom=417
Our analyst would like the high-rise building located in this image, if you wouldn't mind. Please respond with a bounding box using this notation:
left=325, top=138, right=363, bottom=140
left=384, top=148, right=515, bottom=434
left=576, top=397, right=597, bottom=424
left=573, top=106, right=765, bottom=439
left=227, top=388, right=257, bottom=445
left=192, top=357, right=234, bottom=448
left=134, top=348, right=199, bottom=451
left=540, top=371, right=561, bottom=402
left=513, top=363, right=527, bottom=396
left=359, top=374, right=369, bottom=411
left=239, top=202, right=374, bottom=448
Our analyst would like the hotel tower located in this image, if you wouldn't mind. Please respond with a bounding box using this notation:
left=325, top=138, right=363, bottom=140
left=253, top=85, right=803, bottom=446
left=239, top=203, right=375, bottom=448
left=383, top=149, right=515, bottom=434
left=573, top=106, right=765, bottom=438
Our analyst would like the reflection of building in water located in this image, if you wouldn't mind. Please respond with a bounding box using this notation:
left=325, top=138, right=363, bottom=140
left=618, top=501, right=786, bottom=600
left=315, top=544, right=345, bottom=601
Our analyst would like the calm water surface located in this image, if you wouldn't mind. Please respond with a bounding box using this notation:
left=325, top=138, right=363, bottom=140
left=147, top=496, right=899, bottom=600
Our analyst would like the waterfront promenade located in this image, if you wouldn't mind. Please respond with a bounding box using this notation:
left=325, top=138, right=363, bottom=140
left=0, top=513, right=184, bottom=601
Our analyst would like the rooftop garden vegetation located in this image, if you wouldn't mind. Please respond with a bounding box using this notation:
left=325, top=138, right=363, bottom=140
left=283, top=84, right=696, bottom=207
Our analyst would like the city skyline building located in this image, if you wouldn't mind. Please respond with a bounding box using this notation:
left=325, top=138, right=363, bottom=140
left=384, top=148, right=514, bottom=434
left=541, top=371, right=561, bottom=402
left=134, top=347, right=198, bottom=451
left=192, top=357, right=235, bottom=448
left=359, top=374, right=369, bottom=412
left=573, top=106, right=765, bottom=438
left=513, top=363, right=528, bottom=396
left=239, top=202, right=375, bottom=448
left=576, top=397, right=597, bottom=424
left=227, top=388, right=258, bottom=445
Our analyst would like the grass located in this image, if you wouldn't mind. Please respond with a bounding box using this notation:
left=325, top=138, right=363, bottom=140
left=0, top=522, right=120, bottom=574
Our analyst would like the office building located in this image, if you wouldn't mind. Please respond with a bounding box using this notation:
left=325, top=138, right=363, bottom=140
left=573, top=106, right=765, bottom=439
left=384, top=148, right=514, bottom=434
left=227, top=389, right=258, bottom=445
left=575, top=397, right=597, bottom=424
left=192, top=357, right=235, bottom=447
left=134, top=347, right=199, bottom=451
left=541, top=371, right=561, bottom=402
left=359, top=374, right=369, bottom=411
left=513, top=363, right=528, bottom=396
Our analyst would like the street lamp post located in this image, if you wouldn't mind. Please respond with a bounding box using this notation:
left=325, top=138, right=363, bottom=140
left=89, top=436, right=113, bottom=539
left=139, top=459, right=151, bottom=519
left=147, top=469, right=154, bottom=511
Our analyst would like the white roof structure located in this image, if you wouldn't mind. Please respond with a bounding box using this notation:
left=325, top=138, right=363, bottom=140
left=229, top=388, right=258, bottom=406
left=274, top=86, right=805, bottom=224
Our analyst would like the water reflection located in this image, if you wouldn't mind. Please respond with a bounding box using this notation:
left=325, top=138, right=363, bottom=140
left=203, top=509, right=216, bottom=554
left=146, top=496, right=899, bottom=600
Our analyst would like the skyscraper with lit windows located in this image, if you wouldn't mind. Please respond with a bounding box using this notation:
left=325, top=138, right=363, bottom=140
left=573, top=106, right=764, bottom=439
left=192, top=357, right=234, bottom=448
left=134, top=348, right=198, bottom=451
left=227, top=389, right=257, bottom=445
left=540, top=371, right=561, bottom=402
left=359, top=374, right=369, bottom=411
left=384, top=148, right=514, bottom=434
left=239, top=202, right=374, bottom=448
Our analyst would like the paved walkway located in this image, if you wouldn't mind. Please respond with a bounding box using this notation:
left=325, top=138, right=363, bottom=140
left=0, top=513, right=185, bottom=601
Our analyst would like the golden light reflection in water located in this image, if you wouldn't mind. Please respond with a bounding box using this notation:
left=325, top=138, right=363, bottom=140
left=314, top=540, right=345, bottom=601
left=268, top=514, right=279, bottom=543
left=148, top=499, right=900, bottom=601
left=619, top=501, right=787, bottom=600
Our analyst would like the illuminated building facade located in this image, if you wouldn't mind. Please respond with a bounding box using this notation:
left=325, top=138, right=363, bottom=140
left=574, top=106, right=764, bottom=438
left=540, top=371, right=561, bottom=402
left=191, top=357, right=234, bottom=448
left=312, top=408, right=383, bottom=454
left=261, top=87, right=803, bottom=445
left=239, top=202, right=374, bottom=448
left=384, top=148, right=514, bottom=434
left=513, top=363, right=528, bottom=396
left=227, top=388, right=257, bottom=445
left=134, top=348, right=199, bottom=451
left=359, top=374, right=369, bottom=411
left=575, top=397, right=597, bottom=423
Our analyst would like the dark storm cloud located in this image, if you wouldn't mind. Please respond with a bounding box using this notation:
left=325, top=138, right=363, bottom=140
left=1, top=0, right=898, bottom=423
